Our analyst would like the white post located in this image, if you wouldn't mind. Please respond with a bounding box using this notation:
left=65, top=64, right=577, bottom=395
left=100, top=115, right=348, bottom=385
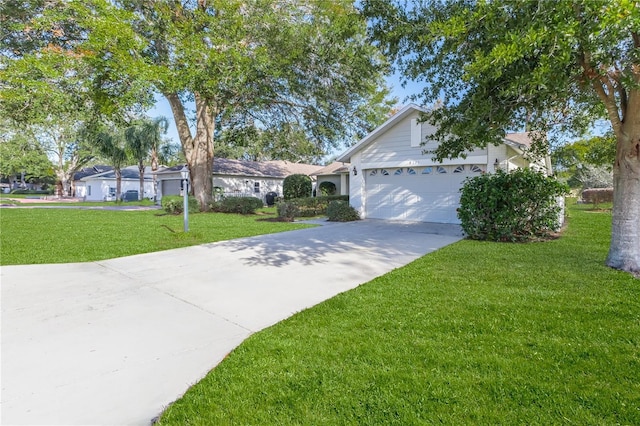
left=181, top=166, right=190, bottom=232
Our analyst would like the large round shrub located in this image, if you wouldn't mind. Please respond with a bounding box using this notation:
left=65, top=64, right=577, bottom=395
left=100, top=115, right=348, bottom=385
left=458, top=168, right=568, bottom=241
left=283, top=174, right=312, bottom=200
left=326, top=200, right=360, bottom=222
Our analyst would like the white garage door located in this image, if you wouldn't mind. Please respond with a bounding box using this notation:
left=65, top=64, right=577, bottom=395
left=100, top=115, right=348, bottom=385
left=364, top=165, right=484, bottom=223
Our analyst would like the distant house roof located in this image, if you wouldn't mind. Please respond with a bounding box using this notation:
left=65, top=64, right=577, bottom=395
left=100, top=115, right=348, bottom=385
left=310, top=162, right=350, bottom=176
left=73, top=165, right=113, bottom=181
left=80, top=166, right=154, bottom=181
left=157, top=158, right=324, bottom=179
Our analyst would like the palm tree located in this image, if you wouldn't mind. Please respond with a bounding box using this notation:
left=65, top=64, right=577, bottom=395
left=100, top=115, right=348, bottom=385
left=125, top=117, right=169, bottom=201
left=94, top=129, right=128, bottom=201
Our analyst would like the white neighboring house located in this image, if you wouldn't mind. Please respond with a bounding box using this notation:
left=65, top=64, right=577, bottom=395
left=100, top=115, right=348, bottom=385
left=76, top=166, right=155, bottom=201
left=155, top=158, right=324, bottom=203
left=337, top=104, right=552, bottom=224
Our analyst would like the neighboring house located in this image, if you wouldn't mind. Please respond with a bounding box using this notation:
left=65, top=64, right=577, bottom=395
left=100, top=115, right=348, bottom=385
left=72, top=165, right=113, bottom=197
left=155, top=158, right=324, bottom=203
left=337, top=104, right=552, bottom=224
left=310, top=162, right=350, bottom=196
left=77, top=166, right=155, bottom=201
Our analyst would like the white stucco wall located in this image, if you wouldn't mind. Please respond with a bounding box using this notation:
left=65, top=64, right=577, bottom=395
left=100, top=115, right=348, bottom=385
left=83, top=178, right=155, bottom=201
left=213, top=176, right=284, bottom=201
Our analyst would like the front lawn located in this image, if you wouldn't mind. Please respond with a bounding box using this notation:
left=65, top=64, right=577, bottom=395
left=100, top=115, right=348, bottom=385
left=156, top=202, right=640, bottom=425
left=0, top=208, right=311, bottom=265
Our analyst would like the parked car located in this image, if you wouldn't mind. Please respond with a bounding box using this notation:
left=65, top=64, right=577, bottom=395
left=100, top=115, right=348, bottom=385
left=120, top=190, right=139, bottom=202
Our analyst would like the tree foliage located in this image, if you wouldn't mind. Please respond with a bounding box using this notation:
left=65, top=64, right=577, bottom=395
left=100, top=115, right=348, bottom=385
left=0, top=129, right=52, bottom=186
left=363, top=0, right=640, bottom=274
left=124, top=116, right=169, bottom=200
left=283, top=174, right=312, bottom=200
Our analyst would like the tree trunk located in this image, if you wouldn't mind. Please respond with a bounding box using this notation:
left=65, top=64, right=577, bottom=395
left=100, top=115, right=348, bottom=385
left=138, top=161, right=145, bottom=201
left=151, top=149, right=159, bottom=202
left=606, top=98, right=640, bottom=274
left=165, top=91, right=215, bottom=210
left=115, top=167, right=122, bottom=201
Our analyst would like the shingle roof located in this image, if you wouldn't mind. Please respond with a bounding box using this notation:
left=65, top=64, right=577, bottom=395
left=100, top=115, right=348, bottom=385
left=73, top=165, right=113, bottom=180
left=80, top=166, right=154, bottom=181
left=156, top=158, right=323, bottom=178
left=310, top=162, right=350, bottom=176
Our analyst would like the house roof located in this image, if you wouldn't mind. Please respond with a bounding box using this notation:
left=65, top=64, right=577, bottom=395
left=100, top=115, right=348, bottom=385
left=156, top=158, right=324, bottom=179
left=80, top=166, right=154, bottom=181
left=310, top=162, right=351, bottom=176
left=338, top=104, right=427, bottom=162
left=504, top=132, right=533, bottom=150
left=338, top=104, right=546, bottom=162
left=73, top=165, right=113, bottom=181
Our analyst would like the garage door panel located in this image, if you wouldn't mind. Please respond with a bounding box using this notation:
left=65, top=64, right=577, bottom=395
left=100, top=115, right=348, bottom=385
left=364, top=166, right=480, bottom=223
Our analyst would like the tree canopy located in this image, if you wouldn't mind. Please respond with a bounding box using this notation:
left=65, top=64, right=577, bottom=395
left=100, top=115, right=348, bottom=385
left=363, top=0, right=639, bottom=274
left=1, top=0, right=394, bottom=208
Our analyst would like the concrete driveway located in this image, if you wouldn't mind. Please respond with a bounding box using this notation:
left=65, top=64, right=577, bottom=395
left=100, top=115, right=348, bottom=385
left=1, top=220, right=462, bottom=426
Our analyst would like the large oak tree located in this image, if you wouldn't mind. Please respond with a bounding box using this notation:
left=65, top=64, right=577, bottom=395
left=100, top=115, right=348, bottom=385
left=2, top=0, right=393, bottom=209
left=363, top=0, right=640, bottom=274
left=123, top=0, right=392, bottom=208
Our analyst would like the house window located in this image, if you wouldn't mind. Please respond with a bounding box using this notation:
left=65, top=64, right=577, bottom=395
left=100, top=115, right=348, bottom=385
left=394, top=168, right=403, bottom=175
left=471, top=165, right=484, bottom=173
left=369, top=169, right=377, bottom=176
left=87, top=185, right=91, bottom=196
left=422, top=167, right=433, bottom=175
left=254, top=182, right=260, bottom=193
left=407, top=168, right=417, bottom=175
left=453, top=165, right=465, bottom=173
left=381, top=169, right=390, bottom=176
left=437, top=166, right=447, bottom=174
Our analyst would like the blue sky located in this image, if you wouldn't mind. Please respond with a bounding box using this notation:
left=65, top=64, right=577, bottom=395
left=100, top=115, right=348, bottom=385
left=146, top=71, right=425, bottom=158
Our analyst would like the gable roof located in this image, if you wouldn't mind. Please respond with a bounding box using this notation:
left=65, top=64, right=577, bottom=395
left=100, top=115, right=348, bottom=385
left=156, top=158, right=324, bottom=179
left=338, top=104, right=427, bottom=162
left=338, top=104, right=547, bottom=162
left=73, top=165, right=113, bottom=181
left=80, top=166, right=154, bottom=181
left=310, top=161, right=350, bottom=176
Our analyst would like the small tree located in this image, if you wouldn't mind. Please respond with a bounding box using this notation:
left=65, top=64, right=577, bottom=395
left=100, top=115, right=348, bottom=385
left=458, top=169, right=568, bottom=242
left=283, top=174, right=312, bottom=200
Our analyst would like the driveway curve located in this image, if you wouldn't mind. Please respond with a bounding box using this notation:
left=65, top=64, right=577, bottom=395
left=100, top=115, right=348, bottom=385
left=1, top=220, right=462, bottom=425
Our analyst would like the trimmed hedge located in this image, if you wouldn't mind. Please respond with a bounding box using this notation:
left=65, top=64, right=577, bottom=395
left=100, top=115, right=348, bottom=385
left=210, top=196, right=263, bottom=214
left=9, top=189, right=53, bottom=195
left=581, top=187, right=613, bottom=204
left=458, top=168, right=568, bottom=242
left=327, top=200, right=360, bottom=222
left=276, top=195, right=349, bottom=220
left=162, top=195, right=200, bottom=215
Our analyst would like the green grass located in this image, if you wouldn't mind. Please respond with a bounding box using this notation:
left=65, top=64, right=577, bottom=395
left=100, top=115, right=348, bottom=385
left=156, top=202, right=640, bottom=425
left=0, top=208, right=311, bottom=265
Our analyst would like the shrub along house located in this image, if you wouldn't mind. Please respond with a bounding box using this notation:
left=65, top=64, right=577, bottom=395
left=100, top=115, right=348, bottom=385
left=155, top=158, right=324, bottom=203
left=337, top=104, right=552, bottom=224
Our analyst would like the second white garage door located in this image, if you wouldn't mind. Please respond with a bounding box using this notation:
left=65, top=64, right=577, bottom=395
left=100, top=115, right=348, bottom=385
left=364, top=165, right=484, bottom=223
